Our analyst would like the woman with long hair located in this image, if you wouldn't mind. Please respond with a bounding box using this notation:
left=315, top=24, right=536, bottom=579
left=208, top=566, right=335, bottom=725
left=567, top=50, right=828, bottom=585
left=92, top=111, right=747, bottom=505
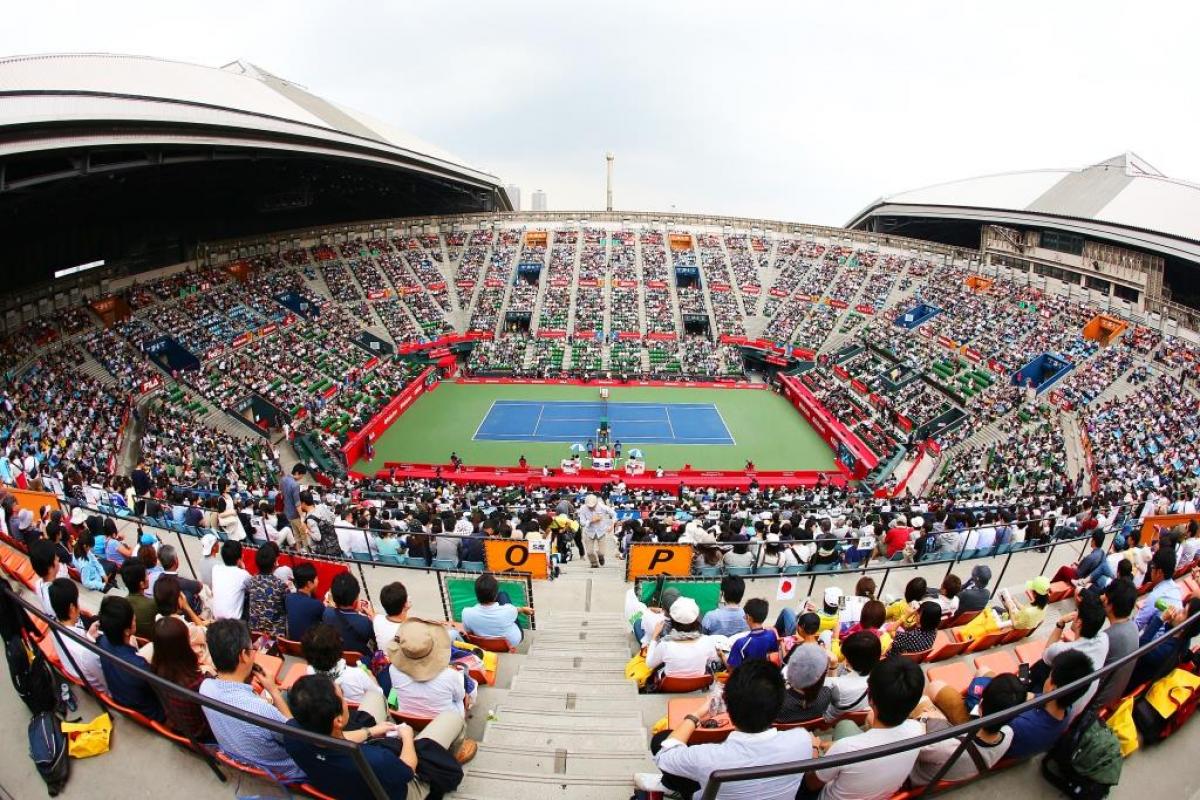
left=150, top=616, right=214, bottom=743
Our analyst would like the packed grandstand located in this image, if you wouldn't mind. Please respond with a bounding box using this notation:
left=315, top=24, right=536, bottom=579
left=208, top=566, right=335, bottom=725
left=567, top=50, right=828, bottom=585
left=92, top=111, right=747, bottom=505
left=3, top=54, right=1200, bottom=800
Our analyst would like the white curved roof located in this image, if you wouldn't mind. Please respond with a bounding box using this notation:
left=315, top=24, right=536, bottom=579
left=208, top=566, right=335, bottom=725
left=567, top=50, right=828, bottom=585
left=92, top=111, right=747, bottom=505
left=0, top=53, right=500, bottom=188
left=852, top=153, right=1200, bottom=246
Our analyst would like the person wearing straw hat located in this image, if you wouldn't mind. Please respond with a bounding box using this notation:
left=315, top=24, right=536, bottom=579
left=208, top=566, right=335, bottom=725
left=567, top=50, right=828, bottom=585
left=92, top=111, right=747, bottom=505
left=578, top=493, right=616, bottom=568
left=385, top=621, right=478, bottom=758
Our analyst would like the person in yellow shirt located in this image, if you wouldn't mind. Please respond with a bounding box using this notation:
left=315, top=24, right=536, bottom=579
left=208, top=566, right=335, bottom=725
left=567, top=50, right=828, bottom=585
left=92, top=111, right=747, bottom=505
left=1000, top=575, right=1050, bottom=631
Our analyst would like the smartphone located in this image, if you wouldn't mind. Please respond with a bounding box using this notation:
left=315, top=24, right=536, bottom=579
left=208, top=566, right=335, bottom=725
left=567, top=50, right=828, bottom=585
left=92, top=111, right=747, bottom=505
left=1018, top=662, right=1030, bottom=684
left=838, top=595, right=847, bottom=610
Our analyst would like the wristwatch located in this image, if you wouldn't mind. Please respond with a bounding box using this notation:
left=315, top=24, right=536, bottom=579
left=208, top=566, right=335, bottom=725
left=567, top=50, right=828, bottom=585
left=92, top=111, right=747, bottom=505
left=1056, top=620, right=1066, bottom=629
left=684, top=714, right=701, bottom=725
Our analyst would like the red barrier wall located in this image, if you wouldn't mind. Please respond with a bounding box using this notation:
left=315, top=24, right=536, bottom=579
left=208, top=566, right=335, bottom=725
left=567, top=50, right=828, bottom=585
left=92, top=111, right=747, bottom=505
left=456, top=377, right=764, bottom=390
left=777, top=374, right=878, bottom=480
left=341, top=367, right=438, bottom=466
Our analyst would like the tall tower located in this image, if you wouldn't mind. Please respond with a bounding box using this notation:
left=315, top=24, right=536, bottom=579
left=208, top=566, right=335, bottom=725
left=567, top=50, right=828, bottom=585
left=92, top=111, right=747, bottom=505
left=606, top=152, right=615, bottom=212
left=532, top=190, right=547, bottom=212
left=505, top=184, right=521, bottom=211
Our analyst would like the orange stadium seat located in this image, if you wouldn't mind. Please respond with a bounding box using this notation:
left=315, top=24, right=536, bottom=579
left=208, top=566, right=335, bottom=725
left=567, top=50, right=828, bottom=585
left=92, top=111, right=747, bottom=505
left=974, top=649, right=1019, bottom=676
left=926, top=662, right=973, bottom=695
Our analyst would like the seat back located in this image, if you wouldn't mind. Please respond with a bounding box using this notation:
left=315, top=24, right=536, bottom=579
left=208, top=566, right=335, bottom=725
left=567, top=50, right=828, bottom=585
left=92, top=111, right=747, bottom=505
left=698, top=566, right=723, bottom=577
left=964, top=629, right=1007, bottom=654
left=465, top=633, right=514, bottom=653
left=656, top=673, right=714, bottom=693
left=460, top=561, right=485, bottom=572
left=756, top=566, right=781, bottom=576
left=725, top=567, right=753, bottom=576
left=277, top=637, right=304, bottom=657
left=378, top=554, right=403, bottom=565
left=387, top=710, right=433, bottom=730
left=940, top=609, right=980, bottom=630
left=926, top=630, right=970, bottom=662
left=899, top=647, right=933, bottom=663
left=431, top=558, right=459, bottom=570
left=349, top=551, right=375, bottom=562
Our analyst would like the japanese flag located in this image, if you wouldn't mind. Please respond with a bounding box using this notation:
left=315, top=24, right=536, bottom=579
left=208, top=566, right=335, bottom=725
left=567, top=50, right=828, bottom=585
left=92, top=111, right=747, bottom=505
left=777, top=575, right=797, bottom=601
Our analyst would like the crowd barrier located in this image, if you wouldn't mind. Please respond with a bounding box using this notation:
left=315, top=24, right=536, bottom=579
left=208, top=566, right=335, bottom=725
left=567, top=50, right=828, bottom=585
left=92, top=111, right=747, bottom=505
left=777, top=373, right=878, bottom=480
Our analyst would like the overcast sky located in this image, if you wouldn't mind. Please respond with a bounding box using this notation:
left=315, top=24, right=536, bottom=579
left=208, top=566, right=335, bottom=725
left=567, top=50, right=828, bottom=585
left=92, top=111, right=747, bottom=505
left=5, top=1, right=1199, bottom=224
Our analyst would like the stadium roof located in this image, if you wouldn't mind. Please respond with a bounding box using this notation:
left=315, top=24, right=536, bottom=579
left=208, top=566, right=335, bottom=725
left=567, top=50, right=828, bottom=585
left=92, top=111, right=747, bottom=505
left=0, top=52, right=503, bottom=191
left=847, top=153, right=1200, bottom=258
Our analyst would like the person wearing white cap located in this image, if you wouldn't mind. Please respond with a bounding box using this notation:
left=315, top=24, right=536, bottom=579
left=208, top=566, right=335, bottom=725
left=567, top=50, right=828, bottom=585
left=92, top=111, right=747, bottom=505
left=577, top=493, right=616, bottom=568
left=198, top=532, right=222, bottom=588
left=645, top=596, right=720, bottom=680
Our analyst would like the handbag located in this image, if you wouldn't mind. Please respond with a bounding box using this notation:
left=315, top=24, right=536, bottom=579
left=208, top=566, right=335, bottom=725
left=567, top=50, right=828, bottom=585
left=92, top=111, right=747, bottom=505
left=1105, top=695, right=1139, bottom=757
left=625, top=652, right=654, bottom=688
left=60, top=713, right=112, bottom=759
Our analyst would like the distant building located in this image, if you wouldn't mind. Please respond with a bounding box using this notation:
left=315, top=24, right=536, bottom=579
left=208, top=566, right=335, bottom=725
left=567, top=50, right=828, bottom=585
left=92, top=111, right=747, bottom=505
left=505, top=184, right=521, bottom=211
left=532, top=190, right=547, bottom=211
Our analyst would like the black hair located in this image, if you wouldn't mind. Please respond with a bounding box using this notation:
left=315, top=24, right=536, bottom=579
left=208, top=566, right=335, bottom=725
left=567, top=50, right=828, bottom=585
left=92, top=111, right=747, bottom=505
left=1049, top=649, right=1094, bottom=707
left=29, top=540, right=58, bottom=578
left=720, top=575, right=746, bottom=604
left=380, top=582, right=408, bottom=617
left=475, top=573, right=499, bottom=604
left=723, top=659, right=785, bottom=734
left=1031, top=591, right=1049, bottom=609
left=743, top=598, right=768, bottom=625
left=255, top=542, right=279, bottom=574
left=220, top=539, right=242, bottom=567
left=153, top=574, right=182, bottom=617
left=860, top=600, right=886, bottom=630
left=1077, top=594, right=1106, bottom=639
left=868, top=656, right=924, bottom=726
left=299, top=490, right=315, bottom=506
left=798, top=612, right=821, bottom=636
left=1152, top=548, right=1177, bottom=580
left=292, top=464, right=308, bottom=476
left=940, top=574, right=961, bottom=599
left=904, top=577, right=927, bottom=604
left=48, top=578, right=79, bottom=621
left=841, top=630, right=882, bottom=676
left=98, top=595, right=135, bottom=643
left=301, top=623, right=344, bottom=672
left=1091, top=530, right=1105, bottom=549
left=120, top=559, right=148, bottom=593
left=289, top=674, right=342, bottom=735
left=979, top=673, right=1027, bottom=733
left=206, top=618, right=252, bottom=673
left=329, top=572, right=360, bottom=607
left=293, top=562, right=318, bottom=590
left=918, top=601, right=942, bottom=631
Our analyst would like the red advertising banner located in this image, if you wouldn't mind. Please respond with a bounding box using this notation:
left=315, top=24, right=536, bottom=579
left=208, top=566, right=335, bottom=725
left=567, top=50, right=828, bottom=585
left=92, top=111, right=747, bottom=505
left=342, top=367, right=438, bottom=465
left=485, top=279, right=505, bottom=288
left=537, top=329, right=567, bottom=339
left=937, top=335, right=955, bottom=348
left=232, top=333, right=253, bottom=349
left=710, top=283, right=731, bottom=292
left=855, top=304, right=876, bottom=315
left=646, top=280, right=667, bottom=289
left=281, top=314, right=297, bottom=327
left=574, top=330, right=596, bottom=340
left=919, top=326, right=934, bottom=338
left=964, top=348, right=982, bottom=363
left=366, top=289, right=390, bottom=300
left=456, top=280, right=476, bottom=289
left=614, top=280, right=638, bottom=288
left=550, top=279, right=570, bottom=287
left=829, top=299, right=849, bottom=309
left=896, top=414, right=913, bottom=432
left=578, top=279, right=600, bottom=288
left=850, top=379, right=868, bottom=394
left=427, top=282, right=446, bottom=291
left=833, top=365, right=850, bottom=379
left=777, top=375, right=878, bottom=480
left=617, top=331, right=643, bottom=340
left=259, top=324, right=278, bottom=337
left=792, top=347, right=815, bottom=360
left=988, top=358, right=1007, bottom=376
left=646, top=332, right=677, bottom=341
left=741, top=285, right=761, bottom=295
left=795, top=294, right=813, bottom=303
left=769, top=288, right=789, bottom=298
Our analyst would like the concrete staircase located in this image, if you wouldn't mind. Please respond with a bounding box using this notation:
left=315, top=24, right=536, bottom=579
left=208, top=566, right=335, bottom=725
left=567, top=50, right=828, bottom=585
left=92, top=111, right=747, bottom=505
left=454, top=554, right=653, bottom=800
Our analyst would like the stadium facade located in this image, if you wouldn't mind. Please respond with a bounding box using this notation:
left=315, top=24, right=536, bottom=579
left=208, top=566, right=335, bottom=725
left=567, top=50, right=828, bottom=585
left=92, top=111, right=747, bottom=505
left=0, top=53, right=510, bottom=301
left=847, top=153, right=1200, bottom=328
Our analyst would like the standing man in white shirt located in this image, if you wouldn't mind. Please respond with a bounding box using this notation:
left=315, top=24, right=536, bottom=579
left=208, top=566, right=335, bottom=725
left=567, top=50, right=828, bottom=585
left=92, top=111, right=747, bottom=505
left=211, top=540, right=251, bottom=620
left=578, top=493, right=616, bottom=568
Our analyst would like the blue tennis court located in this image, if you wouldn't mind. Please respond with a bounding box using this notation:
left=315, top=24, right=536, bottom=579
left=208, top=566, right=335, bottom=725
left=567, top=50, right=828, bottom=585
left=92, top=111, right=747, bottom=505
left=473, top=400, right=735, bottom=445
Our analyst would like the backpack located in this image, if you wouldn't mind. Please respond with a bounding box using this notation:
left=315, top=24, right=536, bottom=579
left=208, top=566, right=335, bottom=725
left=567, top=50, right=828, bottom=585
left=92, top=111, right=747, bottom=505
left=7, top=635, right=61, bottom=715
left=29, top=711, right=69, bottom=796
left=310, top=515, right=342, bottom=557
left=1042, top=711, right=1123, bottom=799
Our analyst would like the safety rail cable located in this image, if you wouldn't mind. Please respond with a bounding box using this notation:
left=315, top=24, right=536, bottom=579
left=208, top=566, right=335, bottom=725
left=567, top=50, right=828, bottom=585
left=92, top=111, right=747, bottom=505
left=697, top=602, right=1200, bottom=799
left=4, top=584, right=392, bottom=800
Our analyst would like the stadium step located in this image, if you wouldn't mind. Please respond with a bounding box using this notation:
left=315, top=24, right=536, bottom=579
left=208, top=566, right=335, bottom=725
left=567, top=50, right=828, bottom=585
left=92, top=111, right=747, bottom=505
left=482, top=721, right=646, bottom=752
left=510, top=675, right=634, bottom=696
left=484, top=708, right=644, bottom=733
left=452, top=771, right=646, bottom=800
left=468, top=745, right=654, bottom=777
left=497, top=691, right=628, bottom=713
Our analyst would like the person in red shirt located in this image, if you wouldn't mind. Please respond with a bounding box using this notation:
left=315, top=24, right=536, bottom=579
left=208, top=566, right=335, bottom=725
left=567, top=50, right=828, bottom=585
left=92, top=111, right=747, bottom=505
left=884, top=515, right=915, bottom=558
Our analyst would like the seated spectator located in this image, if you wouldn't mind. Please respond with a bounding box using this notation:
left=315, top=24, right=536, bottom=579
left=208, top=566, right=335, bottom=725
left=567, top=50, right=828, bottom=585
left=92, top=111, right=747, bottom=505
left=373, top=581, right=409, bottom=645
left=726, top=598, right=779, bottom=668
left=998, top=576, right=1050, bottom=631
left=247, top=543, right=289, bottom=637
left=646, top=597, right=721, bottom=680
left=301, top=623, right=388, bottom=723
left=1094, top=579, right=1140, bottom=710
left=955, top=565, right=991, bottom=614
left=285, top=563, right=326, bottom=641
left=321, top=573, right=376, bottom=658
left=71, top=533, right=107, bottom=592
left=199, top=618, right=304, bottom=782
left=1134, top=549, right=1183, bottom=630
left=651, top=659, right=814, bottom=799
left=47, top=578, right=107, bottom=692
left=701, top=575, right=749, bottom=637
left=211, top=540, right=250, bottom=621
left=886, top=601, right=941, bottom=658
left=121, top=559, right=157, bottom=639
left=283, top=674, right=475, bottom=799
left=824, top=631, right=880, bottom=721
left=96, top=595, right=165, bottom=721
left=1029, top=593, right=1109, bottom=688
left=778, top=644, right=834, bottom=723
left=1010, top=650, right=1095, bottom=759
left=803, top=656, right=925, bottom=799
left=29, top=539, right=59, bottom=616
left=157, top=544, right=204, bottom=614
left=151, top=616, right=215, bottom=743
left=934, top=574, right=961, bottom=617
left=461, top=573, right=532, bottom=648
left=910, top=673, right=1026, bottom=784
left=386, top=619, right=474, bottom=719
left=198, top=533, right=221, bottom=588
left=1130, top=596, right=1200, bottom=688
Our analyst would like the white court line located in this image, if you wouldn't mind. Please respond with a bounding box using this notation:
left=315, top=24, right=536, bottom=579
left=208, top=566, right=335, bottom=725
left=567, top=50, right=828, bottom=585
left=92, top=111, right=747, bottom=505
left=709, top=403, right=738, bottom=446
left=470, top=399, right=498, bottom=441
left=531, top=402, right=546, bottom=439
left=663, top=406, right=677, bottom=441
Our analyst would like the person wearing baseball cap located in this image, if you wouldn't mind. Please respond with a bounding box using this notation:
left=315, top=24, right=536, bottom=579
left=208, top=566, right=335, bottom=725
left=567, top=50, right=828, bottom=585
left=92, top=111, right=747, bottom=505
left=198, top=532, right=221, bottom=588
left=577, top=493, right=616, bottom=568
left=957, top=565, right=992, bottom=613
left=998, top=575, right=1050, bottom=631
left=778, top=643, right=833, bottom=723
left=645, top=596, right=720, bottom=681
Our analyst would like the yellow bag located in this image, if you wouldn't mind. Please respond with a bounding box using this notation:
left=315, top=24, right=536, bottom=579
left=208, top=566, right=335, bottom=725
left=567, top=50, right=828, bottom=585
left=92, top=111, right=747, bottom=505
left=625, top=652, right=654, bottom=687
left=650, top=715, right=670, bottom=735
left=1146, top=668, right=1200, bottom=719
left=61, top=712, right=112, bottom=759
left=1106, top=696, right=1140, bottom=757
left=957, top=608, right=999, bottom=641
